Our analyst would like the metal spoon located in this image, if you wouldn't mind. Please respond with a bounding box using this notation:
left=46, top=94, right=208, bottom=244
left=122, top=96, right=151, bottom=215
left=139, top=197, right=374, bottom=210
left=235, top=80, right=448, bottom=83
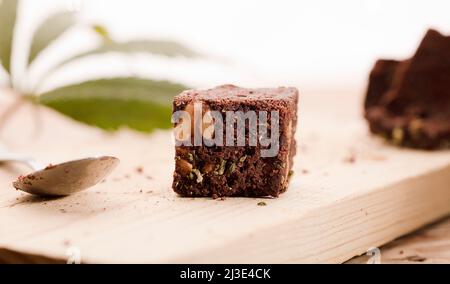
left=0, top=149, right=119, bottom=196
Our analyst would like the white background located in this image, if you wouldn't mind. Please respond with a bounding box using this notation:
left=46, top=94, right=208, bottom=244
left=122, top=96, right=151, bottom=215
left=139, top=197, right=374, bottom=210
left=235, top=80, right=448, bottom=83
left=3, top=0, right=450, bottom=94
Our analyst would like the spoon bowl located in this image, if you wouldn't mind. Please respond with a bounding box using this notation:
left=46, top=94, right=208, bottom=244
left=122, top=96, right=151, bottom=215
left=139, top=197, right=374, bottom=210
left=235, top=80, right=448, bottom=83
left=12, top=156, right=119, bottom=196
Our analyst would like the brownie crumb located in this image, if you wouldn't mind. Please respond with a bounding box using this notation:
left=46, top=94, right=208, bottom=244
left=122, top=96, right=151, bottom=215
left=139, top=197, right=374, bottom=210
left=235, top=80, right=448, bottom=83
left=406, top=255, right=427, bottom=262
left=257, top=201, right=267, bottom=206
left=45, top=164, right=57, bottom=170
left=343, top=155, right=356, bottom=164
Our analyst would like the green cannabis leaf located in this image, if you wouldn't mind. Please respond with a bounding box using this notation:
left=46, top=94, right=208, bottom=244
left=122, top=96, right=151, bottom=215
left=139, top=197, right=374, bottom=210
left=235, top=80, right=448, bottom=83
left=0, top=0, right=198, bottom=133
left=28, top=11, right=77, bottom=65
left=89, top=24, right=197, bottom=58
left=38, top=25, right=197, bottom=84
left=0, top=0, right=18, bottom=76
left=62, top=39, right=198, bottom=62
left=40, top=78, right=187, bottom=132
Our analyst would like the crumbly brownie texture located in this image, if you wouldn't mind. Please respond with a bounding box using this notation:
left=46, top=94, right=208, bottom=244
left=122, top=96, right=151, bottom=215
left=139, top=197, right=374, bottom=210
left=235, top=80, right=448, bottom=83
left=364, top=29, right=450, bottom=149
left=172, top=85, right=298, bottom=198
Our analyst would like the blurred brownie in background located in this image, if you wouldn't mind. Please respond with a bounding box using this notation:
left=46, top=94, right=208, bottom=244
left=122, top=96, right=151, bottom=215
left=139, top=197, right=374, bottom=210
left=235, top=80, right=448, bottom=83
left=364, top=29, right=450, bottom=149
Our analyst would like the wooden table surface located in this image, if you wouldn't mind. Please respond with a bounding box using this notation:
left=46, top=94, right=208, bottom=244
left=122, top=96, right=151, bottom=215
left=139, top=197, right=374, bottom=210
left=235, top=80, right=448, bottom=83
left=0, top=89, right=449, bottom=263
left=348, top=216, right=450, bottom=264
left=3, top=214, right=449, bottom=264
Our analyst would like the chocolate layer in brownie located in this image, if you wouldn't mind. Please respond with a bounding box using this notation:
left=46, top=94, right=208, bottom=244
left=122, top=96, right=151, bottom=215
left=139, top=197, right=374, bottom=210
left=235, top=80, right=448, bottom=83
left=172, top=85, right=299, bottom=198
left=365, top=29, right=450, bottom=149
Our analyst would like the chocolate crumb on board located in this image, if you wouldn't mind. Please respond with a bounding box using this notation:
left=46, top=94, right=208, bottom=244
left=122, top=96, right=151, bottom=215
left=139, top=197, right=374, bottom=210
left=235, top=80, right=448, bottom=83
left=172, top=85, right=299, bottom=198
left=364, top=29, right=450, bottom=149
left=136, top=166, right=144, bottom=174
left=405, top=255, right=427, bottom=262
left=288, top=170, right=294, bottom=178
left=45, top=164, right=57, bottom=170
left=343, top=154, right=356, bottom=164
left=257, top=201, right=267, bottom=206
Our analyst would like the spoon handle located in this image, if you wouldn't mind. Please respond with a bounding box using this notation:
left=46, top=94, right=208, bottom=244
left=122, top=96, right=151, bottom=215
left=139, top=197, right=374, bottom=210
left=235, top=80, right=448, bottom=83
left=0, top=144, right=44, bottom=171
left=20, top=158, right=45, bottom=171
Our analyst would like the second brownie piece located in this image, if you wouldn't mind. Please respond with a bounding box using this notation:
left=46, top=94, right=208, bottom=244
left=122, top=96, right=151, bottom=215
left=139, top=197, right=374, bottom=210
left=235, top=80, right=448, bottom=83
left=364, top=29, right=450, bottom=149
left=172, top=84, right=298, bottom=198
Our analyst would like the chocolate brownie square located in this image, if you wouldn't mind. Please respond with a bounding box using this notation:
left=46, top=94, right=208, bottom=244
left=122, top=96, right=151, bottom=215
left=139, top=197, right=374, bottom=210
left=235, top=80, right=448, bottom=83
left=365, top=29, right=450, bottom=149
left=172, top=85, right=299, bottom=198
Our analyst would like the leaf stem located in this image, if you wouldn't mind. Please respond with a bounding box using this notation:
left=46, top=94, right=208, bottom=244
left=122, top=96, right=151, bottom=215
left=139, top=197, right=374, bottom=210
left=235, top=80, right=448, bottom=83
left=0, top=93, right=28, bottom=133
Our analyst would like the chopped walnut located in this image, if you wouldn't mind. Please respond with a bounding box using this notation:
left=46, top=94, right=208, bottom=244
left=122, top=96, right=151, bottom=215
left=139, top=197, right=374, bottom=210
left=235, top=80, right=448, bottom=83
left=176, top=159, right=193, bottom=177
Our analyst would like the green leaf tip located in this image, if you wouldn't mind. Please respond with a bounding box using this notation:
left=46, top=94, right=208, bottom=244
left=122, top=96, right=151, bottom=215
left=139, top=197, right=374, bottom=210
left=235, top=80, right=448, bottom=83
left=28, top=11, right=77, bottom=65
left=0, top=0, right=18, bottom=75
left=92, top=24, right=111, bottom=42
left=39, top=77, right=188, bottom=133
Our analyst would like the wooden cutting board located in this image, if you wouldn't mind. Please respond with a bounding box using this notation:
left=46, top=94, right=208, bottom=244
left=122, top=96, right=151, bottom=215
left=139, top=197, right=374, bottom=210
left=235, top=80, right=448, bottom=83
left=0, top=88, right=449, bottom=263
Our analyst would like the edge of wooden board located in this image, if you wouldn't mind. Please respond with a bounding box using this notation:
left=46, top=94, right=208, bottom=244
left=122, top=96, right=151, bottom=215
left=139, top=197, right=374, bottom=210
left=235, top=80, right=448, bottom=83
left=167, top=165, right=450, bottom=263
left=1, top=93, right=450, bottom=263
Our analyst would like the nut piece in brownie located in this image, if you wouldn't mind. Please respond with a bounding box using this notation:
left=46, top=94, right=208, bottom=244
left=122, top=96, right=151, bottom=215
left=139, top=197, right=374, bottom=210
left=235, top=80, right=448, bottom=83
left=172, top=85, right=299, bottom=198
left=365, top=29, right=450, bottom=149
